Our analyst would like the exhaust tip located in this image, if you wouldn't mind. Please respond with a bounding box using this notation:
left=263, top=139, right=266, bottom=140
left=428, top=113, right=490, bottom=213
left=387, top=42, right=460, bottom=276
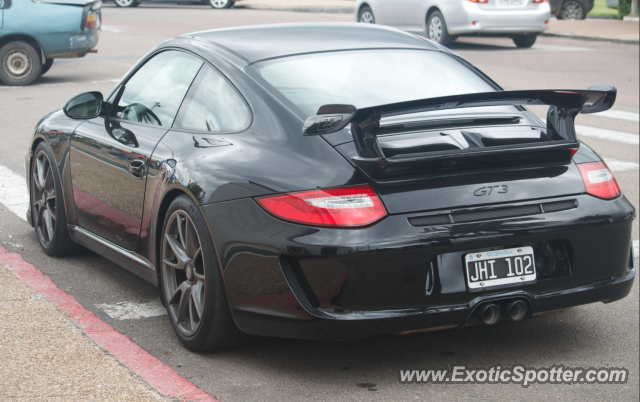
left=474, top=303, right=500, bottom=325
left=502, top=300, right=528, bottom=321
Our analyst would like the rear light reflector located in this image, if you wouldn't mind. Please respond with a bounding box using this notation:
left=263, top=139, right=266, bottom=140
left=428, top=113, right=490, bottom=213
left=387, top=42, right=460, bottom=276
left=85, top=13, right=97, bottom=29
left=577, top=162, right=620, bottom=200
left=255, top=185, right=388, bottom=227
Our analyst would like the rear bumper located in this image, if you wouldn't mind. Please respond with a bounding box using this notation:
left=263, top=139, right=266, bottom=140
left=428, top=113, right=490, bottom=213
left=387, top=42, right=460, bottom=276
left=448, top=2, right=551, bottom=35
left=204, top=193, right=635, bottom=340
left=233, top=268, right=635, bottom=340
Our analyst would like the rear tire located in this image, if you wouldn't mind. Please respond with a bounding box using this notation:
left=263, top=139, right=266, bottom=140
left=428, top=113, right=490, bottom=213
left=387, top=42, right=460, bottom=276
left=114, top=0, right=138, bottom=7
left=209, top=0, right=234, bottom=9
left=0, top=41, right=42, bottom=86
left=41, top=58, right=54, bottom=76
left=358, top=5, right=375, bottom=23
left=160, top=195, right=245, bottom=351
left=557, top=0, right=587, bottom=19
left=30, top=142, right=79, bottom=256
left=512, top=34, right=538, bottom=48
left=426, top=11, right=454, bottom=47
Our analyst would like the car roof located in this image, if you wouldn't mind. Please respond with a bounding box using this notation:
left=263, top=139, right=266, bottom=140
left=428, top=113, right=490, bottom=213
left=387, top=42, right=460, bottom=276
left=186, top=23, right=441, bottom=65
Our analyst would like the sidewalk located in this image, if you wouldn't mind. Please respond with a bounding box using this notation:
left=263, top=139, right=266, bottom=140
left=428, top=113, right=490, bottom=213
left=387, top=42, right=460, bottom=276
left=0, top=264, right=167, bottom=401
left=237, top=0, right=639, bottom=43
left=238, top=0, right=355, bottom=13
left=544, top=17, right=639, bottom=44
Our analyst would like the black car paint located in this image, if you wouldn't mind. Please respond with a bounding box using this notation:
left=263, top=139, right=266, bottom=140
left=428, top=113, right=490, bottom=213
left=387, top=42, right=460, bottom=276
left=25, top=23, right=635, bottom=341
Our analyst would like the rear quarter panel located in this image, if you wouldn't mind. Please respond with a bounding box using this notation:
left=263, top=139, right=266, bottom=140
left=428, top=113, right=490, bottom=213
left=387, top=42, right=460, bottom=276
left=1, top=0, right=84, bottom=56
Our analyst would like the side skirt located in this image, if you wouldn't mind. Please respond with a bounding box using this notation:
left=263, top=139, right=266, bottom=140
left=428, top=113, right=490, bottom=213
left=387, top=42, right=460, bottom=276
left=68, top=225, right=157, bottom=286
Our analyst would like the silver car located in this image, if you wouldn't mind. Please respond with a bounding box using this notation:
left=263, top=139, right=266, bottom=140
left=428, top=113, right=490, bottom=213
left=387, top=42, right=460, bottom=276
left=355, top=0, right=551, bottom=48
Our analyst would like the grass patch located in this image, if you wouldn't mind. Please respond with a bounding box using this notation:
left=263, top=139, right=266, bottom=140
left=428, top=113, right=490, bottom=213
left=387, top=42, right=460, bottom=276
left=588, top=0, right=619, bottom=17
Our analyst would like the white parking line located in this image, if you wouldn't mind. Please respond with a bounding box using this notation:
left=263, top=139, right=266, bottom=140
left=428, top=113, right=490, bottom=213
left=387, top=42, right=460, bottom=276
left=604, top=158, right=640, bottom=173
left=95, top=300, right=167, bottom=320
left=597, top=110, right=640, bottom=123
left=576, top=125, right=639, bottom=146
left=0, top=165, right=29, bottom=222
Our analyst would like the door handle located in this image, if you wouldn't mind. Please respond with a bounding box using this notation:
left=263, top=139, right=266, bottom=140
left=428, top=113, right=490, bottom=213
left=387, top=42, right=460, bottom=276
left=129, top=159, right=145, bottom=180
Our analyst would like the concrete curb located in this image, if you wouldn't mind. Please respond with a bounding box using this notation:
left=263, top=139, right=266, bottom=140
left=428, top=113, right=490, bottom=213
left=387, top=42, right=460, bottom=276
left=237, top=5, right=354, bottom=13
left=0, top=244, right=219, bottom=402
left=541, top=32, right=639, bottom=44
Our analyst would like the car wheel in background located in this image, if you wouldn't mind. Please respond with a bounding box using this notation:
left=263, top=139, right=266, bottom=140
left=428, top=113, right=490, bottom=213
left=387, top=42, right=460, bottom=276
left=358, top=6, right=375, bottom=23
left=427, top=11, right=454, bottom=47
left=160, top=195, right=244, bottom=351
left=557, top=0, right=587, bottom=19
left=41, top=58, right=54, bottom=76
left=30, top=143, right=79, bottom=256
left=114, top=0, right=139, bottom=7
left=0, top=41, right=42, bottom=86
left=209, top=0, right=234, bottom=9
left=512, top=34, right=538, bottom=48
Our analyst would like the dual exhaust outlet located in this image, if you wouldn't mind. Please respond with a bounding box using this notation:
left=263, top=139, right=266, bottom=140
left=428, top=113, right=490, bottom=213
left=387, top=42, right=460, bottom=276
left=471, top=299, right=528, bottom=325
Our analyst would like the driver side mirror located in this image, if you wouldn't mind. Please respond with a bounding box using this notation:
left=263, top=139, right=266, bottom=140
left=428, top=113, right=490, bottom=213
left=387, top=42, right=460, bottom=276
left=63, top=91, right=103, bottom=119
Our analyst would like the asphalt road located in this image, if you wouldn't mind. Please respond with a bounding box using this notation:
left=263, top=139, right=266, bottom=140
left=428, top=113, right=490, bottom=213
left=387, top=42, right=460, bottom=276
left=0, top=6, right=638, bottom=401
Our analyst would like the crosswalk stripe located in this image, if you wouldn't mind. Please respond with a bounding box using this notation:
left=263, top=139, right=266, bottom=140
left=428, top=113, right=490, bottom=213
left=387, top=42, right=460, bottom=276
left=604, top=158, right=640, bottom=173
left=576, top=125, right=639, bottom=146
left=596, top=110, right=640, bottom=123
left=0, top=165, right=29, bottom=222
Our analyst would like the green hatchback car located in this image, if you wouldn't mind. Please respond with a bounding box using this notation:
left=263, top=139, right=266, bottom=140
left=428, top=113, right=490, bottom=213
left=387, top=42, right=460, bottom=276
left=0, top=0, right=101, bottom=86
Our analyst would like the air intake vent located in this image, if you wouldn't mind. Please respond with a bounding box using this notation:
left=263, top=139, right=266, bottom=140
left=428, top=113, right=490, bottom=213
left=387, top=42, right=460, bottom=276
left=628, top=246, right=635, bottom=270
left=408, top=200, right=577, bottom=227
left=407, top=214, right=451, bottom=226
left=278, top=256, right=319, bottom=311
left=542, top=200, right=577, bottom=213
left=453, top=204, right=542, bottom=223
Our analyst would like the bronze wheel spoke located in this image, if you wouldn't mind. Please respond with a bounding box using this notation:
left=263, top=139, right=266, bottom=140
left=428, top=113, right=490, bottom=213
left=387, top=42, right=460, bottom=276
left=176, top=282, right=192, bottom=324
left=165, top=234, right=190, bottom=270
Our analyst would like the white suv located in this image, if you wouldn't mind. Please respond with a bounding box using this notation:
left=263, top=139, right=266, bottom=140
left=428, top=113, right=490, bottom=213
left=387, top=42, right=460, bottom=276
left=355, top=0, right=551, bottom=48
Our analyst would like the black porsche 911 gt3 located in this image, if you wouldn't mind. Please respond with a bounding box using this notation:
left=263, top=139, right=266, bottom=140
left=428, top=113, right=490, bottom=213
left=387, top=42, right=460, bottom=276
left=26, top=23, right=635, bottom=351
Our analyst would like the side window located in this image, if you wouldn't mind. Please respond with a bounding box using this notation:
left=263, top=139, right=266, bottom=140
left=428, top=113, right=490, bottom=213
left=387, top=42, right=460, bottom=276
left=173, top=65, right=250, bottom=132
left=111, top=51, right=203, bottom=127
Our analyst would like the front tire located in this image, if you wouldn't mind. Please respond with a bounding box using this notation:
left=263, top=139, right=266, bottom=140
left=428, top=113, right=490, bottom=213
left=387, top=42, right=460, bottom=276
left=160, top=195, right=243, bottom=351
left=426, top=11, right=454, bottom=47
left=358, top=6, right=375, bottom=23
left=557, top=0, right=587, bottom=19
left=512, top=34, right=538, bottom=48
left=30, top=143, right=78, bottom=256
left=0, top=41, right=42, bottom=86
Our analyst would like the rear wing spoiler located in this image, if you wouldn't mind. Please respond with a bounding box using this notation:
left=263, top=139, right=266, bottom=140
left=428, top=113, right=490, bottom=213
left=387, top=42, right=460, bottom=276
left=302, top=85, right=617, bottom=161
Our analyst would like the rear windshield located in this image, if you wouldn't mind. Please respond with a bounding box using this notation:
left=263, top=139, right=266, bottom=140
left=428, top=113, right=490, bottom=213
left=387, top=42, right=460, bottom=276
left=248, top=49, right=496, bottom=119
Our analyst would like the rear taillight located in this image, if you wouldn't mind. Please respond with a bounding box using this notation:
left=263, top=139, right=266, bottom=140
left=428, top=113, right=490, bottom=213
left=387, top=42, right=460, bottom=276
left=577, top=162, right=620, bottom=200
left=255, top=185, right=387, bottom=227
left=85, top=13, right=97, bottom=29
left=467, top=0, right=489, bottom=3
left=532, top=0, right=547, bottom=3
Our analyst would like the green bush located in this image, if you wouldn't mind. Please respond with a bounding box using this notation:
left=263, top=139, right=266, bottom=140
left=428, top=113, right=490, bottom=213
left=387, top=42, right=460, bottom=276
left=618, top=0, right=638, bottom=18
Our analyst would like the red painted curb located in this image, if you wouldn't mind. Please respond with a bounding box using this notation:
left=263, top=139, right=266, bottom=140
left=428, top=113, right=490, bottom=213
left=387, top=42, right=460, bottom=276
left=0, top=245, right=219, bottom=402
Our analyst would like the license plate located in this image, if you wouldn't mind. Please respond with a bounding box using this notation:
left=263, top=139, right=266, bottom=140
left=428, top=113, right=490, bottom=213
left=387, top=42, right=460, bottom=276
left=499, top=0, right=523, bottom=5
left=465, top=246, right=536, bottom=290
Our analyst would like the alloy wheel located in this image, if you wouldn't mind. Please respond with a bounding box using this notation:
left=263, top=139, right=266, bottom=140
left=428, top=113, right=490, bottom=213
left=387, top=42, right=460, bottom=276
left=360, top=11, right=375, bottom=23
left=162, top=210, right=206, bottom=337
left=559, top=1, right=584, bottom=19
left=429, top=16, right=444, bottom=43
left=210, top=0, right=230, bottom=8
left=115, top=0, right=135, bottom=7
left=32, top=151, right=56, bottom=247
left=4, top=50, right=32, bottom=79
